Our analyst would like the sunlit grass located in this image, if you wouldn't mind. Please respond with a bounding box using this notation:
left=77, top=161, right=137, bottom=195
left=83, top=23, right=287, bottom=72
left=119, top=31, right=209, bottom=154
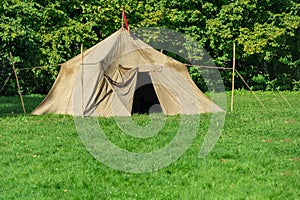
left=0, top=91, right=299, bottom=199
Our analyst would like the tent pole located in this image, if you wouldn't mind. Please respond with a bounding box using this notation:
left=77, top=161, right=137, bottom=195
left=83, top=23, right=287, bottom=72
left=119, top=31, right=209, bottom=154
left=122, top=6, right=124, bottom=28
left=230, top=42, right=236, bottom=112
left=10, top=52, right=26, bottom=113
left=81, top=44, right=84, bottom=117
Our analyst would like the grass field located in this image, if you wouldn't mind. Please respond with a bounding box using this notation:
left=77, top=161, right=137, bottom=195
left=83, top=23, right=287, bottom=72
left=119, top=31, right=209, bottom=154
left=0, top=91, right=299, bottom=199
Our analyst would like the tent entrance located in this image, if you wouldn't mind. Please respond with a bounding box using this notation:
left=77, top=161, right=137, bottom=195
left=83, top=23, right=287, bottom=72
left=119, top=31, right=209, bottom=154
left=131, top=72, right=162, bottom=114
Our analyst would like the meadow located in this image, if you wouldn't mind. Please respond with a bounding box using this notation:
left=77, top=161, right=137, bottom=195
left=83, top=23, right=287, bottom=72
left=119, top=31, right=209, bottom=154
left=0, top=91, right=299, bottom=199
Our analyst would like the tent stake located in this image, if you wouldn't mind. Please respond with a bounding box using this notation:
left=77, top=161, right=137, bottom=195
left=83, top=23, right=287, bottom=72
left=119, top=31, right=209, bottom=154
left=10, top=52, right=26, bottom=113
left=230, top=43, right=236, bottom=112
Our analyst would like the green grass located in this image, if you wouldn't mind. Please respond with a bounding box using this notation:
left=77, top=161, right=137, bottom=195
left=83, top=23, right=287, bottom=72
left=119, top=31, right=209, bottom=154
left=0, top=91, right=299, bottom=199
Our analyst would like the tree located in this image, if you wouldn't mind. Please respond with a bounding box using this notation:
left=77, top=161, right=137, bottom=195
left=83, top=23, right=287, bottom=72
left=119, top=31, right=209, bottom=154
left=1, top=0, right=299, bottom=95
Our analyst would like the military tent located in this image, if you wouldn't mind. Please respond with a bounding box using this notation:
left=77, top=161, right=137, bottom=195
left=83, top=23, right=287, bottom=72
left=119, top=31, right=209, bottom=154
left=32, top=28, right=223, bottom=117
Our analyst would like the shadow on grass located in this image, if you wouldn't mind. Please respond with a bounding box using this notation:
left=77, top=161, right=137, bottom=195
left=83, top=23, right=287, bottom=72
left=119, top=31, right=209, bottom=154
left=0, top=95, right=44, bottom=117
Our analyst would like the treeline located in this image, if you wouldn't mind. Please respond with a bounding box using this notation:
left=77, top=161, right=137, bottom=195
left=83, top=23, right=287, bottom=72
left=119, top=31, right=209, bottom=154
left=0, top=0, right=299, bottom=95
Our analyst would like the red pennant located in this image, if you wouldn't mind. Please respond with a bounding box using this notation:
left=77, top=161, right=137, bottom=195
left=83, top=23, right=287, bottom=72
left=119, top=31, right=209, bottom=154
left=123, top=10, right=129, bottom=30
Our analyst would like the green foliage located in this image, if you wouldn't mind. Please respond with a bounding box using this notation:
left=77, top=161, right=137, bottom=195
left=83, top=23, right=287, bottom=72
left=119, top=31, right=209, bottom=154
left=0, top=0, right=299, bottom=95
left=0, top=0, right=98, bottom=95
left=251, top=74, right=267, bottom=90
left=188, top=66, right=207, bottom=91
left=0, top=92, right=299, bottom=199
left=292, top=80, right=300, bottom=91
left=205, top=0, right=300, bottom=91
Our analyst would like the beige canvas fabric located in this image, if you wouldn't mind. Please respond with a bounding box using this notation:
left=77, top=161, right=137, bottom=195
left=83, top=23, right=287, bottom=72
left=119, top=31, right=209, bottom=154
left=32, top=28, right=223, bottom=117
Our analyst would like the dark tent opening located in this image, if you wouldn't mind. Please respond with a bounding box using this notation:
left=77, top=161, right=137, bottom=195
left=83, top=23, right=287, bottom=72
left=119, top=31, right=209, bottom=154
left=131, top=72, right=162, bottom=114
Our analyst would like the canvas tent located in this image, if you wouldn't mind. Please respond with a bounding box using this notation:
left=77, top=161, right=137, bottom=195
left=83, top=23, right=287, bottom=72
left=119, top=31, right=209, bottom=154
left=32, top=28, right=223, bottom=117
